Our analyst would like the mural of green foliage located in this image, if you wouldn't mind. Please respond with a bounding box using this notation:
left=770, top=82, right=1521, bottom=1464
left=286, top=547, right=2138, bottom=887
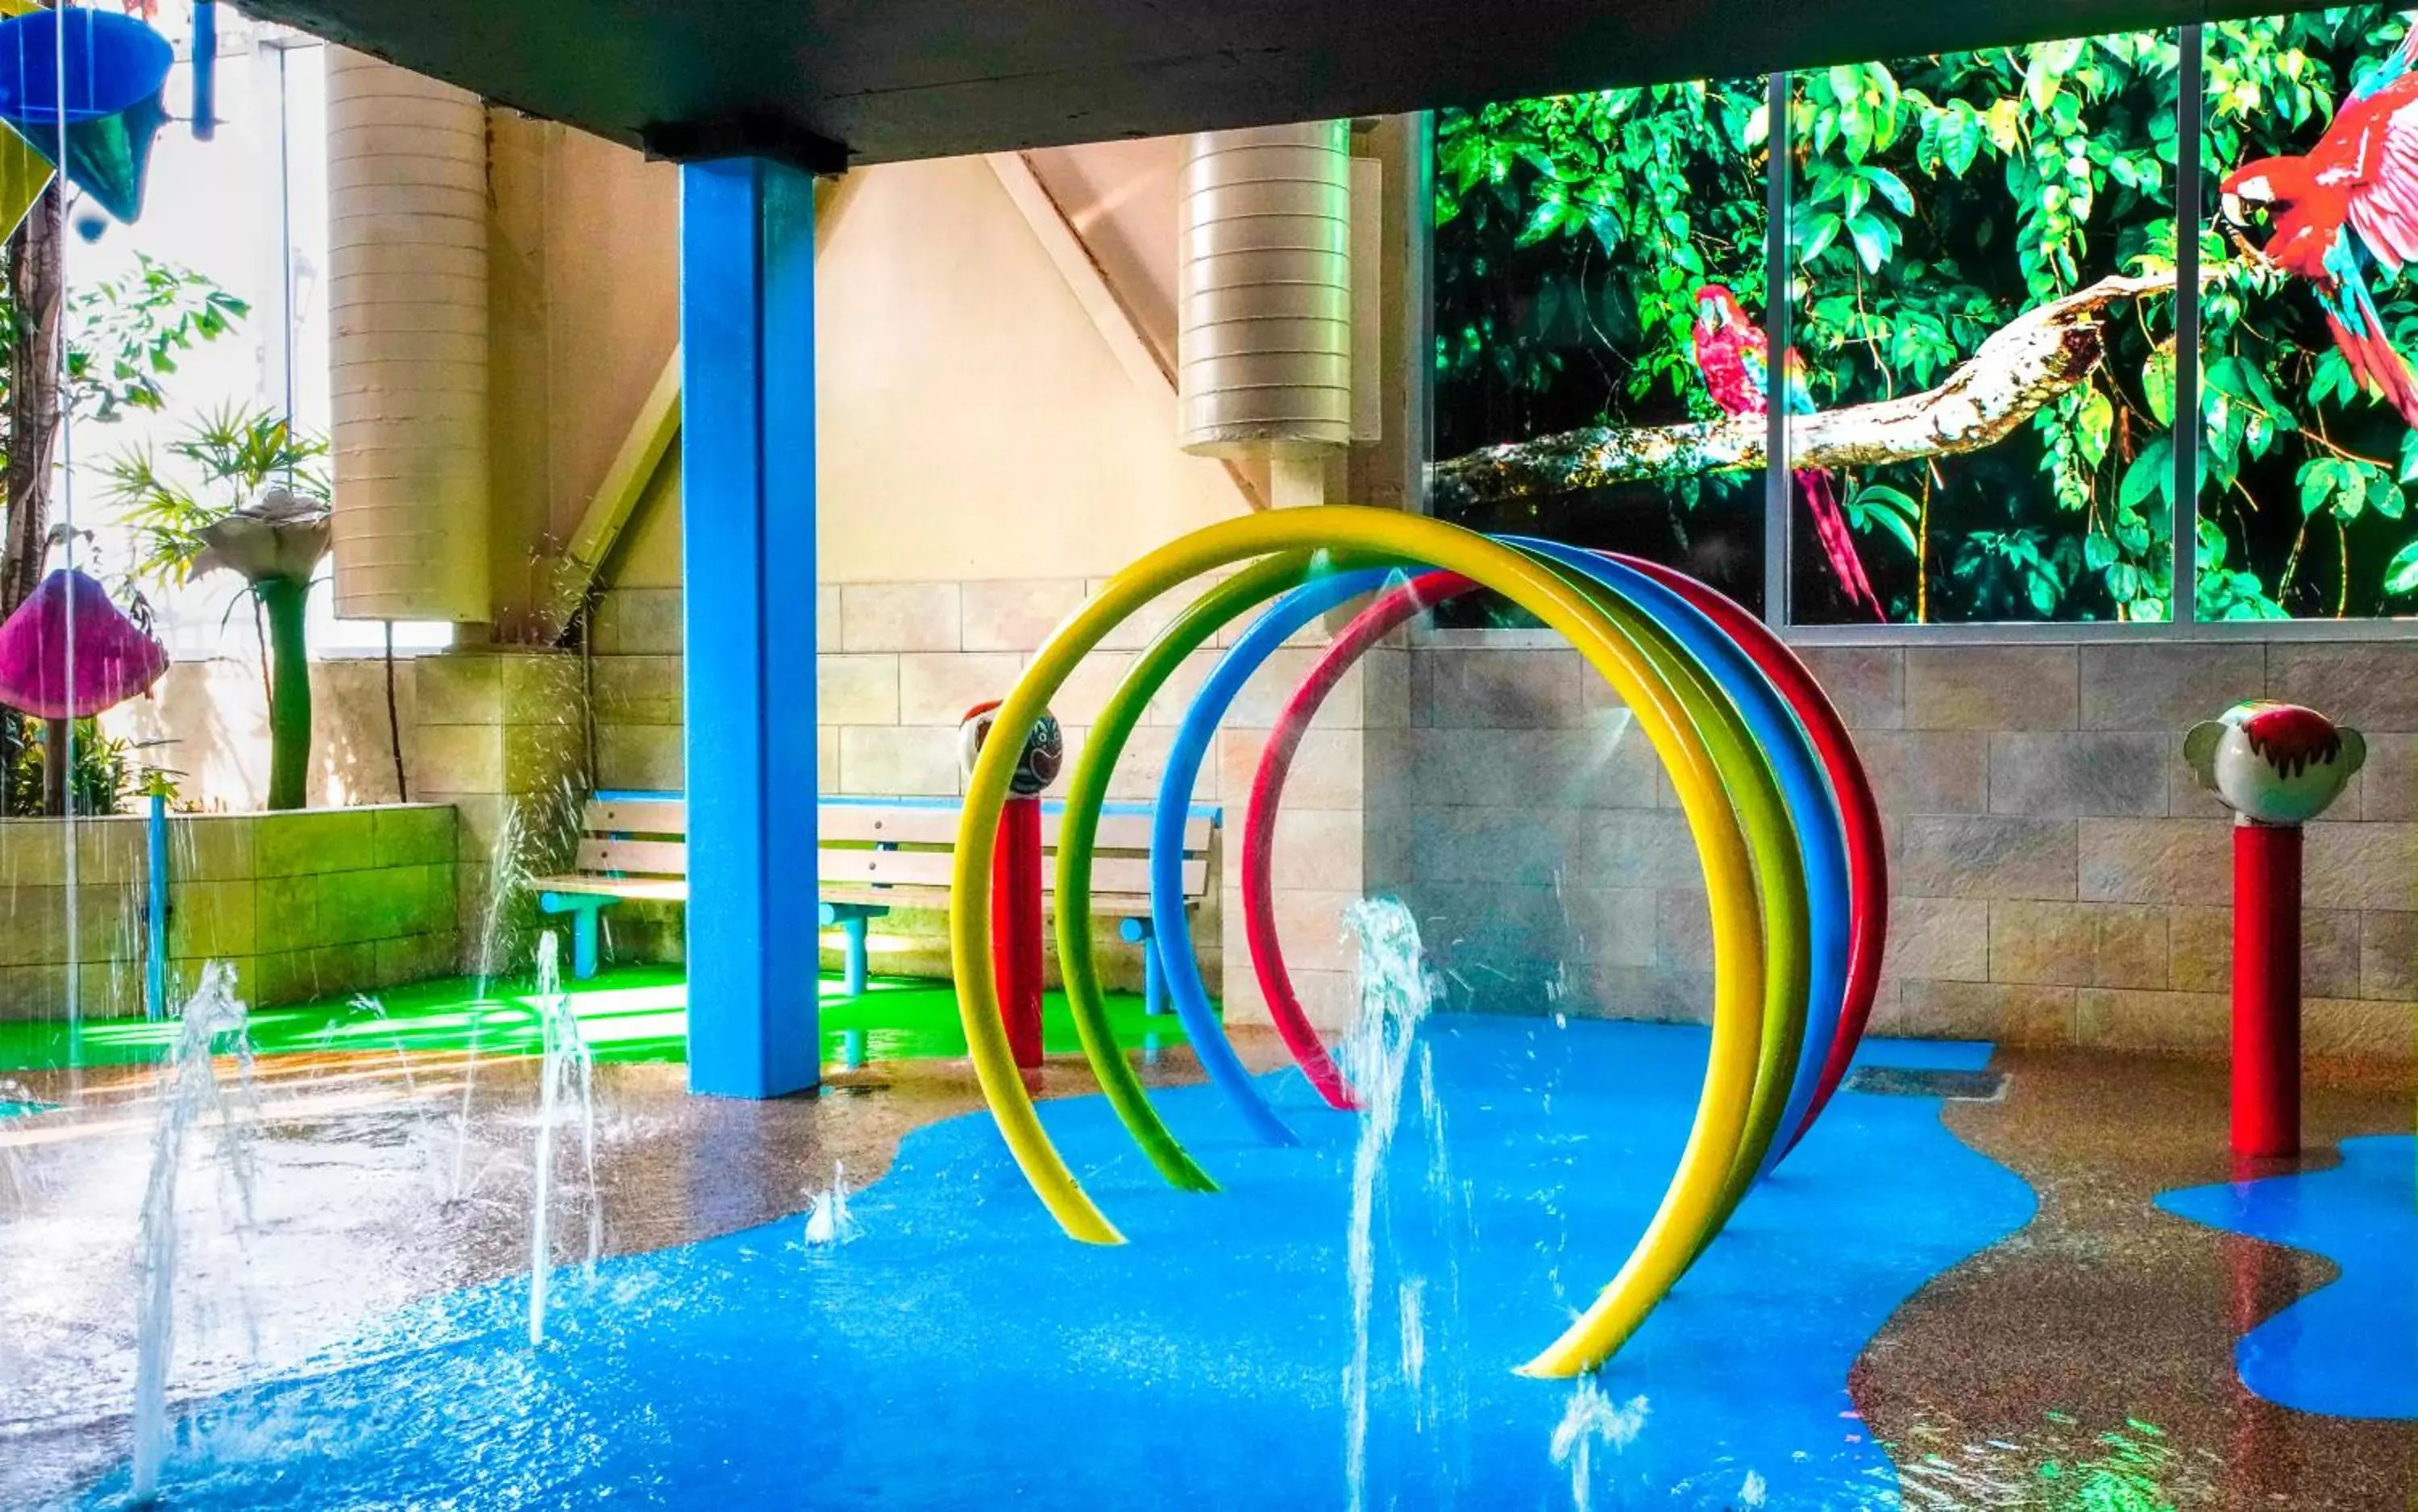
left=1793, top=34, right=2178, bottom=625
left=1434, top=79, right=1772, bottom=614
left=1434, top=8, right=2418, bottom=624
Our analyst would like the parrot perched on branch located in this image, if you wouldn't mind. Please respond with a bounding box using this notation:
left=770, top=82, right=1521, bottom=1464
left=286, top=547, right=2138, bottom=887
left=1689, top=285, right=1883, bottom=620
left=2221, top=27, right=2418, bottom=427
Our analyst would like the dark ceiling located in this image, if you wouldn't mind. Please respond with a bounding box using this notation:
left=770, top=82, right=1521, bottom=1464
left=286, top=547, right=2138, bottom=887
left=243, top=0, right=2309, bottom=168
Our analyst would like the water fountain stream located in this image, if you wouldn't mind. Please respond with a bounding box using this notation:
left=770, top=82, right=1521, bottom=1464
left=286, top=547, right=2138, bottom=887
left=1337, top=896, right=1437, bottom=1512
left=804, top=1162, right=858, bottom=1248
left=526, top=930, right=600, bottom=1348
left=127, top=962, right=257, bottom=1506
left=452, top=800, right=534, bottom=1201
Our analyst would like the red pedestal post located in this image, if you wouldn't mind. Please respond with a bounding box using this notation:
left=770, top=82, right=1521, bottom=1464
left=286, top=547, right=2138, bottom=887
left=991, top=793, right=1046, bottom=1069
left=2231, top=821, right=2302, bottom=1159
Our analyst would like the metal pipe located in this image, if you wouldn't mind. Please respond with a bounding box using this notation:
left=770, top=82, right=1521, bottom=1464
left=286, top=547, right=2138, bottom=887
left=1178, top=122, right=1353, bottom=458
left=326, top=48, right=491, bottom=622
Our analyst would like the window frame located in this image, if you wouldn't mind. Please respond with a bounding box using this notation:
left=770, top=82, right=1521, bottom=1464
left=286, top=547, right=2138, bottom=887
left=1417, top=23, right=2418, bottom=646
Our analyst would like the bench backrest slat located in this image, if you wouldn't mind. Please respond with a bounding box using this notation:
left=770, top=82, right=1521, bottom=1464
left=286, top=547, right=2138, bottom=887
left=579, top=837, right=688, bottom=877
left=589, top=799, right=685, bottom=837
left=568, top=795, right=1216, bottom=901
left=817, top=806, right=959, bottom=845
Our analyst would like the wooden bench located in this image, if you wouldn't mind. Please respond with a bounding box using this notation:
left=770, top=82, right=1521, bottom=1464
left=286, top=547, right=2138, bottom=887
left=533, top=794, right=688, bottom=980
left=532, top=791, right=1221, bottom=1011
left=816, top=795, right=1219, bottom=1014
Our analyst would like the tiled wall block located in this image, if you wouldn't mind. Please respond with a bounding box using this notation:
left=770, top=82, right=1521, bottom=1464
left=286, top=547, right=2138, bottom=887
left=594, top=587, right=685, bottom=792
left=410, top=647, right=588, bottom=976
left=1403, top=639, right=2418, bottom=1064
left=0, top=805, right=459, bottom=1019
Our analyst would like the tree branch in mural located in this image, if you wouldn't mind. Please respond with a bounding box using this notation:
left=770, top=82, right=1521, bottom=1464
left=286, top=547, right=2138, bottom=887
left=1430, top=265, right=2225, bottom=514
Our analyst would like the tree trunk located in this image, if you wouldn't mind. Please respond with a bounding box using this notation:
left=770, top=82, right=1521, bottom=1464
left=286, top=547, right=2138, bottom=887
left=257, top=576, right=313, bottom=810
left=3, top=184, right=61, bottom=812
left=42, top=714, right=66, bottom=815
left=3, top=182, right=60, bottom=618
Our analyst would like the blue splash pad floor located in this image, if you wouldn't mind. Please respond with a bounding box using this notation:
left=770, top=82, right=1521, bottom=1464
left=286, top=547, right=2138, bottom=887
left=2156, top=1134, right=2418, bottom=1421
left=84, top=1016, right=2034, bottom=1510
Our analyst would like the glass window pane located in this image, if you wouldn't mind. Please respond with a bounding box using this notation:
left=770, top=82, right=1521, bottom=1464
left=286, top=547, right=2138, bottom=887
left=1428, top=80, right=1772, bottom=625
left=2203, top=8, right=2418, bottom=620
left=1785, top=35, right=2182, bottom=624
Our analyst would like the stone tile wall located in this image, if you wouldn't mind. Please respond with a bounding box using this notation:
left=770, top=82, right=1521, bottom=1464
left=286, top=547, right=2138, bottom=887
left=408, top=649, right=588, bottom=976
left=591, top=587, right=684, bottom=794
left=0, top=804, right=459, bottom=1018
left=1399, top=639, right=2417, bottom=1064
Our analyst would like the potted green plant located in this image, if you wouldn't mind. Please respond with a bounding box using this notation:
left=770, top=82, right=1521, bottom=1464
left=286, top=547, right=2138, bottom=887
left=107, top=405, right=330, bottom=810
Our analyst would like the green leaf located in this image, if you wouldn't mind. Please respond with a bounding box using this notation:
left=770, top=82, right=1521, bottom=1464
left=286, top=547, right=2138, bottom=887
left=1516, top=197, right=1567, bottom=246
left=2142, top=343, right=2176, bottom=427
left=2311, top=349, right=2354, bottom=408
left=2386, top=538, right=2418, bottom=596
left=1797, top=211, right=1843, bottom=265
left=1863, top=164, right=1915, bottom=215
left=1847, top=213, right=1892, bottom=274
left=1846, top=484, right=1921, bottom=556
left=1865, top=506, right=1919, bottom=557
left=1946, top=114, right=1983, bottom=176
left=2119, top=438, right=2172, bottom=510
left=2025, top=39, right=2084, bottom=111
left=2300, top=459, right=2333, bottom=517
left=2077, top=389, right=2114, bottom=467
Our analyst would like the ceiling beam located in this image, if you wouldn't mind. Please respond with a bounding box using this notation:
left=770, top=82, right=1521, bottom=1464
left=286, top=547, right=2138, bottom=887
left=246, top=0, right=2313, bottom=169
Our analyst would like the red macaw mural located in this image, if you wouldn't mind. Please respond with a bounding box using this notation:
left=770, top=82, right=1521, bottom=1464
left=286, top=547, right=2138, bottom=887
left=2222, top=28, right=2418, bottom=426
left=1690, top=285, right=1882, bottom=619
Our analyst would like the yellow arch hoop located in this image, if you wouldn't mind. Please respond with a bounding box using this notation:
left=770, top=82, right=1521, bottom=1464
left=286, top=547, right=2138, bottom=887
left=1545, top=569, right=1810, bottom=1227
left=949, top=507, right=1773, bottom=1375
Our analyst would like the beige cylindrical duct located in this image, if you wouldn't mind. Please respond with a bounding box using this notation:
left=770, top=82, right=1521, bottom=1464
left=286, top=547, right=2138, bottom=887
left=326, top=48, right=492, bottom=622
left=1178, top=122, right=1352, bottom=458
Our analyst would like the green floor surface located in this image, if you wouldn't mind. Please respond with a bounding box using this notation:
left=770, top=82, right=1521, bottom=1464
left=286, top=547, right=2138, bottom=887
left=0, top=969, right=1196, bottom=1075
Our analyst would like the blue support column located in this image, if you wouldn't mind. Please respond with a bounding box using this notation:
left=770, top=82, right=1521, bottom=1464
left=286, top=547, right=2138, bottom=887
left=679, top=157, right=820, bottom=1098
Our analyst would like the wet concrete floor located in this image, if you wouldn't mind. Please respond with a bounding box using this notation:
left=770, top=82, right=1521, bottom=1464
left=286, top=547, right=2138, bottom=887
left=1855, top=1046, right=2416, bottom=1509
left=0, top=1036, right=1269, bottom=1507
left=2, top=1032, right=2412, bottom=1507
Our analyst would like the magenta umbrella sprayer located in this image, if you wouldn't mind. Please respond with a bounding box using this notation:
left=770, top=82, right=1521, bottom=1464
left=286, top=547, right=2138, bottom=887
left=0, top=567, right=168, bottom=813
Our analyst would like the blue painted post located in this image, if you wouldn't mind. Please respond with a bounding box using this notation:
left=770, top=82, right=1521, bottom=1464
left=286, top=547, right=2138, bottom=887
left=679, top=157, right=819, bottom=1098
left=572, top=906, right=600, bottom=981
left=190, top=2, right=218, bottom=140
left=841, top=915, right=869, bottom=997
left=144, top=793, right=168, bottom=1021
left=1120, top=915, right=1167, bottom=1016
